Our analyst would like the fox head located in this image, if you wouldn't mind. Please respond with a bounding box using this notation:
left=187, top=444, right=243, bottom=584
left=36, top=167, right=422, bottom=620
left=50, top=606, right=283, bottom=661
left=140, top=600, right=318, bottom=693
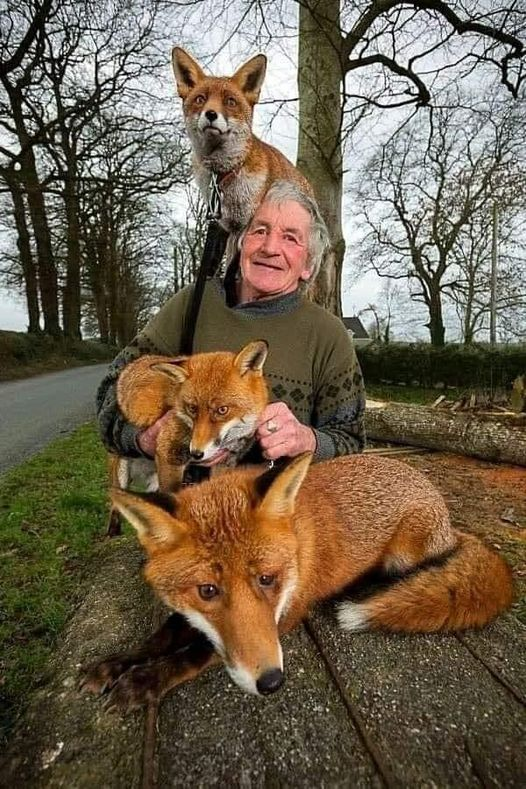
left=152, top=340, right=268, bottom=464
left=111, top=452, right=312, bottom=695
left=172, top=47, right=266, bottom=160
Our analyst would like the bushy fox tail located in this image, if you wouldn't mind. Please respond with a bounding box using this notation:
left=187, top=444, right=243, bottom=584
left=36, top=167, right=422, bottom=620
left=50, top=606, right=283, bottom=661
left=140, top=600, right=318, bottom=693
left=337, top=533, right=514, bottom=633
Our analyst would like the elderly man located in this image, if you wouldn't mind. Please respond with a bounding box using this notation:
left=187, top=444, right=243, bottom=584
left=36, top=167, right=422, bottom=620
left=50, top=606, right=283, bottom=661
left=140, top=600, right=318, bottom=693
left=97, top=180, right=365, bottom=465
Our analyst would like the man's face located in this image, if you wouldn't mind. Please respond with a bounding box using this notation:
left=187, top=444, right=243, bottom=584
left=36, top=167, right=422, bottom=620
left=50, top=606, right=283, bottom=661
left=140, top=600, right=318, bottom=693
left=238, top=200, right=312, bottom=302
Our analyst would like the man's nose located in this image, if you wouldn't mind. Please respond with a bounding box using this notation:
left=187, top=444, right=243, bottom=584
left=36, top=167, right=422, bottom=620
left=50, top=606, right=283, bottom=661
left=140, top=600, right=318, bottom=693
left=260, top=230, right=280, bottom=255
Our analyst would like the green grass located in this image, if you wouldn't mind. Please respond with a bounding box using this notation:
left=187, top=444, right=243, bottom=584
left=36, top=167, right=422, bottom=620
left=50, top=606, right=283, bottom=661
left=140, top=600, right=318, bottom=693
left=0, top=423, right=110, bottom=742
left=366, top=383, right=462, bottom=405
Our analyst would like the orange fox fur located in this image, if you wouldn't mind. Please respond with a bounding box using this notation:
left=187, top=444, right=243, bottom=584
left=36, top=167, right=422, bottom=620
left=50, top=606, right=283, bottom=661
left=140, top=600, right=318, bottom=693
left=172, top=47, right=313, bottom=233
left=84, top=453, right=513, bottom=707
left=107, top=341, right=268, bottom=535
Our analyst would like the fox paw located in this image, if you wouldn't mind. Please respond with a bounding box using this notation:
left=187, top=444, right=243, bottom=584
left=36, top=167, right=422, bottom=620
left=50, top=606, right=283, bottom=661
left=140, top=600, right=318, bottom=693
left=79, top=655, right=137, bottom=695
left=104, top=664, right=165, bottom=713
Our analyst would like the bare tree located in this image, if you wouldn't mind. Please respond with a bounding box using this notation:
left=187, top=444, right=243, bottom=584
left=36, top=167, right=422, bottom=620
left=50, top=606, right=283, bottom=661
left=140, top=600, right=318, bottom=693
left=297, top=0, right=525, bottom=313
left=353, top=95, right=525, bottom=345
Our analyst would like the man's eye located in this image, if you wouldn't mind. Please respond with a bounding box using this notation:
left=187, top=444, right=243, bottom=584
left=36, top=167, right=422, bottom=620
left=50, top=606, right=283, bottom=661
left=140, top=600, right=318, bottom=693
left=216, top=405, right=229, bottom=416
left=284, top=234, right=298, bottom=243
left=198, top=584, right=219, bottom=600
left=259, top=574, right=276, bottom=587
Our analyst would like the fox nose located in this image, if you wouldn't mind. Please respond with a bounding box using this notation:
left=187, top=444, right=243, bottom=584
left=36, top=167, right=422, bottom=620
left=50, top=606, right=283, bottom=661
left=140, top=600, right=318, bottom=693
left=256, top=668, right=284, bottom=695
left=190, top=449, right=204, bottom=461
left=205, top=109, right=217, bottom=122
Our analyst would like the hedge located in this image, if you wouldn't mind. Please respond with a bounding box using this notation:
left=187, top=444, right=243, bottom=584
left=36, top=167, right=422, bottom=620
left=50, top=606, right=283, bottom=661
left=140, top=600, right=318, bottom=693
left=356, top=342, right=526, bottom=390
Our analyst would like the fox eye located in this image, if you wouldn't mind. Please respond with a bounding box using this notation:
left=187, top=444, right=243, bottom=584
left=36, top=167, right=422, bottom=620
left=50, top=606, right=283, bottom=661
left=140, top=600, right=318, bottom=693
left=186, top=403, right=198, bottom=417
left=194, top=94, right=206, bottom=106
left=259, top=574, right=276, bottom=587
left=198, top=584, right=219, bottom=600
left=225, top=96, right=237, bottom=107
left=216, top=405, right=229, bottom=416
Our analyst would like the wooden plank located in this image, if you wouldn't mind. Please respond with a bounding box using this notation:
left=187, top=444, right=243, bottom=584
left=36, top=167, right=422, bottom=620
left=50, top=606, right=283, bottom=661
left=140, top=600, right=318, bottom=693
left=157, top=626, right=382, bottom=787
left=308, top=608, right=526, bottom=787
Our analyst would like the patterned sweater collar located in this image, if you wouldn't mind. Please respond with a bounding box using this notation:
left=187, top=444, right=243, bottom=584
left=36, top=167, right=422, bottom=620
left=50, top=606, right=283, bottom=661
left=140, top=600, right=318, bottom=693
left=213, top=278, right=302, bottom=316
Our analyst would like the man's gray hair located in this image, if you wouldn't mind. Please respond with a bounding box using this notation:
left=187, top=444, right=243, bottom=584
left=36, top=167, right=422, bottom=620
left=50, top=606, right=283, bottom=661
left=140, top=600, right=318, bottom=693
left=238, top=179, right=330, bottom=285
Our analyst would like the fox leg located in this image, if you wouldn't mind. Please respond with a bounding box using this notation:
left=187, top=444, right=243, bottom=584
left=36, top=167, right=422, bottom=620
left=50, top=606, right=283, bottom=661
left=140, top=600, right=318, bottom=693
left=105, top=635, right=220, bottom=712
left=80, top=612, right=200, bottom=694
left=155, top=420, right=190, bottom=492
left=156, top=460, right=186, bottom=492
left=106, top=456, right=129, bottom=537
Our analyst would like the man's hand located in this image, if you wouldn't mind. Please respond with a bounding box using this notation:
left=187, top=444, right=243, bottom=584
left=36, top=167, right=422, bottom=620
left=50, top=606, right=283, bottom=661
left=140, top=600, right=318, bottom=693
left=137, top=411, right=175, bottom=458
left=256, top=402, right=316, bottom=461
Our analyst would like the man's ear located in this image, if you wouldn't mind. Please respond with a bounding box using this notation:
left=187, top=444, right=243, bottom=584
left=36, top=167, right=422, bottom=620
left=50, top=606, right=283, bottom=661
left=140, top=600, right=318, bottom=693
left=172, top=47, right=206, bottom=99
left=151, top=358, right=189, bottom=385
left=111, top=489, right=187, bottom=553
left=231, top=54, right=267, bottom=105
left=255, top=453, right=312, bottom=518
left=234, top=340, right=268, bottom=376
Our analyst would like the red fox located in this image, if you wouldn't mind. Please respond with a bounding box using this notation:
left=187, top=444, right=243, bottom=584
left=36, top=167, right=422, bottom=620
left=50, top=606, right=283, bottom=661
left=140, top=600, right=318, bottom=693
left=107, top=341, right=268, bottom=536
left=83, top=453, right=513, bottom=707
left=172, top=47, right=313, bottom=233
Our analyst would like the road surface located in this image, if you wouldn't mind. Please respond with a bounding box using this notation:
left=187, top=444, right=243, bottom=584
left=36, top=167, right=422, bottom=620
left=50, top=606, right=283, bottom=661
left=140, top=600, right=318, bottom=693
left=0, top=364, right=109, bottom=475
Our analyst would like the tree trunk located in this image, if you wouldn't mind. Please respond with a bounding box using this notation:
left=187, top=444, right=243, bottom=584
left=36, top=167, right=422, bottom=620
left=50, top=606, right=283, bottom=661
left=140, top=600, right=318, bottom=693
left=8, top=177, right=40, bottom=333
left=4, top=79, right=61, bottom=338
left=85, top=236, right=109, bottom=343
left=62, top=169, right=82, bottom=340
left=20, top=150, right=61, bottom=338
left=297, top=0, right=343, bottom=316
left=426, top=289, right=445, bottom=346
left=365, top=401, right=526, bottom=467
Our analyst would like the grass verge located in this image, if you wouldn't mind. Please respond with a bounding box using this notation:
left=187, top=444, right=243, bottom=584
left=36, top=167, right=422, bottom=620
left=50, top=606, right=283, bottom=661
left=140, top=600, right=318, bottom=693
left=0, top=423, right=110, bottom=743
left=0, top=330, right=116, bottom=382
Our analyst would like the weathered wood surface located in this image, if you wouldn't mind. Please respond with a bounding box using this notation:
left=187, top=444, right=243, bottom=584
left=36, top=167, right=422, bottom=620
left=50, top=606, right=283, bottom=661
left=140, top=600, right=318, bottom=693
left=366, top=400, right=526, bottom=466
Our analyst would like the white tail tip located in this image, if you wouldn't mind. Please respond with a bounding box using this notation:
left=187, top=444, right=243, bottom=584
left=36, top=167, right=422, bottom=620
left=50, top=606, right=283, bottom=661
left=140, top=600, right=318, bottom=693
left=336, top=602, right=369, bottom=632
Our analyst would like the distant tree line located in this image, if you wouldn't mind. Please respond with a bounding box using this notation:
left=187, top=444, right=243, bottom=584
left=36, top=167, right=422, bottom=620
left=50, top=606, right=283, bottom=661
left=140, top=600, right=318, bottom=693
left=0, top=0, right=197, bottom=344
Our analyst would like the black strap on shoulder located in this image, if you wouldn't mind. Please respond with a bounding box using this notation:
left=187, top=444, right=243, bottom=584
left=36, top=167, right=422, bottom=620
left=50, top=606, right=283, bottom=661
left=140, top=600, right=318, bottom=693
left=179, top=219, right=229, bottom=355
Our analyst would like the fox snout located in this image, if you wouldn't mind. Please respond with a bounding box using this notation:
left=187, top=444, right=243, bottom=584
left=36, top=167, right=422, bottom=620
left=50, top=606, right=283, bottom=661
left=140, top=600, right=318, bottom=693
left=226, top=654, right=285, bottom=697
left=197, top=107, right=229, bottom=136
left=256, top=667, right=284, bottom=695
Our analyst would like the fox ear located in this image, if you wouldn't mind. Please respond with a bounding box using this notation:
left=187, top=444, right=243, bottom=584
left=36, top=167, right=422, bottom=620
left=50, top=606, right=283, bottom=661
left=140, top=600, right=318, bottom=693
left=234, top=340, right=268, bottom=376
left=151, top=358, right=189, bottom=384
left=111, top=489, right=186, bottom=552
left=172, top=47, right=206, bottom=99
left=255, top=453, right=312, bottom=518
left=231, top=54, right=267, bottom=104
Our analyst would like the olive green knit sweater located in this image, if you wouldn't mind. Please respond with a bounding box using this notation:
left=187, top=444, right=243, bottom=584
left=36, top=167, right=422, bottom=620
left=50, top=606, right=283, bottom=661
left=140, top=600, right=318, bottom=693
left=96, top=281, right=365, bottom=461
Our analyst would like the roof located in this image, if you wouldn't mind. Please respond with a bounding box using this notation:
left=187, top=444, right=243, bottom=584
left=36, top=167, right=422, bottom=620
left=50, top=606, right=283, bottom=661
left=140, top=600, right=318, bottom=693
left=341, top=316, right=369, bottom=338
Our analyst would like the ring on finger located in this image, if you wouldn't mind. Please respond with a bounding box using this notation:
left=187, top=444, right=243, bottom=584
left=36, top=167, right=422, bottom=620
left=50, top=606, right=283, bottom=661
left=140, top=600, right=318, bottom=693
left=266, top=419, right=279, bottom=434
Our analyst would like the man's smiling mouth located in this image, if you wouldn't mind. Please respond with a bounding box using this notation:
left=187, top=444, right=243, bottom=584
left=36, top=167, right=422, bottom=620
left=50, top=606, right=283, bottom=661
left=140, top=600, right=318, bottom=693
left=253, top=261, right=283, bottom=270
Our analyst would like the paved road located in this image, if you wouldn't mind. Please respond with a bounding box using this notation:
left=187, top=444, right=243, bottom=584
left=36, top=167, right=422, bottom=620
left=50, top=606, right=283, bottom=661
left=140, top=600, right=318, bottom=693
left=0, top=364, right=109, bottom=475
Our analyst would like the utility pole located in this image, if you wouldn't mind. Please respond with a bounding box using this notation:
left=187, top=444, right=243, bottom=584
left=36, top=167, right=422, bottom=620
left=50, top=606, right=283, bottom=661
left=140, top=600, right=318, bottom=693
left=489, top=201, right=498, bottom=346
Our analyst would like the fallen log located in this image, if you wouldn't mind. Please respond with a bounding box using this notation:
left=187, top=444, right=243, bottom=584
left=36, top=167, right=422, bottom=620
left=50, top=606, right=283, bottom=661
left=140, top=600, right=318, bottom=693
left=365, top=400, right=526, bottom=467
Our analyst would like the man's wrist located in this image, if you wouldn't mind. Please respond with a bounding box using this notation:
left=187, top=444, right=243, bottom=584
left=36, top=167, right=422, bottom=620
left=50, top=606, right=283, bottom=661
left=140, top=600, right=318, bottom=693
left=302, top=425, right=317, bottom=453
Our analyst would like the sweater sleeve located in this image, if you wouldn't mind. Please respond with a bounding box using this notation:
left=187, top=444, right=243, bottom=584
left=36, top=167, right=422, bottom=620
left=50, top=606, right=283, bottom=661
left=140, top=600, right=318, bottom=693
left=310, top=323, right=366, bottom=461
left=95, top=287, right=192, bottom=456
